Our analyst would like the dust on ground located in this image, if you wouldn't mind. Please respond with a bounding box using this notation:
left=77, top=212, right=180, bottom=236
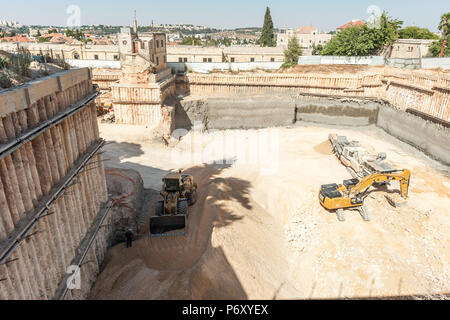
left=91, top=122, right=450, bottom=300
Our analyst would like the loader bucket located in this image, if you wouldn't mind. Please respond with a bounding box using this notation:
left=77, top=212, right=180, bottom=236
left=149, top=215, right=187, bottom=237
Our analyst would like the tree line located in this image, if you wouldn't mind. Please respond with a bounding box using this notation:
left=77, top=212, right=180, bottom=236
left=258, top=7, right=450, bottom=60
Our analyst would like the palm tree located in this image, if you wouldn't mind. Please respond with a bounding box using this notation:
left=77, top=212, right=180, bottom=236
left=438, top=13, right=450, bottom=57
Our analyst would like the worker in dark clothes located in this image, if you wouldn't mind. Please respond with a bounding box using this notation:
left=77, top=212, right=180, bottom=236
left=125, top=229, right=133, bottom=248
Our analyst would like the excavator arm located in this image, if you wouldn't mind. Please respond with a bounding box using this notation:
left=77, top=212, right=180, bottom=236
left=319, top=169, right=411, bottom=211
left=349, top=169, right=411, bottom=199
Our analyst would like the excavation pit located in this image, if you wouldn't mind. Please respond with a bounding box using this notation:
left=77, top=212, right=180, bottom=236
left=90, top=114, right=450, bottom=299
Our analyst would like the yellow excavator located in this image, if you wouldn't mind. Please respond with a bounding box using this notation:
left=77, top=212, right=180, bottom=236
left=319, top=169, right=411, bottom=222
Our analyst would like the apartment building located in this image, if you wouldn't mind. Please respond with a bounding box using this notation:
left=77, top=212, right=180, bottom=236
left=277, top=26, right=333, bottom=55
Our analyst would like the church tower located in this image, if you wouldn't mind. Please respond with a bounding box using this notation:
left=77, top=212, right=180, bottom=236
left=133, top=10, right=138, bottom=35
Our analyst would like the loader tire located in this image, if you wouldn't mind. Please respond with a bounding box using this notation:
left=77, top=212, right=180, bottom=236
left=187, top=189, right=197, bottom=206
left=155, top=201, right=164, bottom=217
left=178, top=199, right=188, bottom=216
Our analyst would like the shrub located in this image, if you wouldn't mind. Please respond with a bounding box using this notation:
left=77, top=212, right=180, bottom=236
left=322, top=12, right=402, bottom=56
left=283, top=37, right=302, bottom=67
left=0, top=55, right=9, bottom=69
left=0, top=73, right=12, bottom=89
left=10, top=50, right=33, bottom=77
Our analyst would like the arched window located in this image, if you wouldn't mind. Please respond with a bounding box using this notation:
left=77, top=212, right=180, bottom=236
left=73, top=52, right=80, bottom=59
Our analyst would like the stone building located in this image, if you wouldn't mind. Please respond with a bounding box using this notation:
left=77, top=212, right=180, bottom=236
left=118, top=25, right=168, bottom=72
left=277, top=26, right=333, bottom=55
left=166, top=45, right=285, bottom=63
left=167, top=46, right=224, bottom=63
left=0, top=41, right=120, bottom=61
left=0, top=42, right=284, bottom=64
left=111, top=13, right=176, bottom=133
left=0, top=68, right=111, bottom=300
left=389, top=39, right=435, bottom=59
left=223, top=46, right=284, bottom=63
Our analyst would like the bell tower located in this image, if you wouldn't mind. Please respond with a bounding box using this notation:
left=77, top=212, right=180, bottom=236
left=133, top=10, right=138, bottom=35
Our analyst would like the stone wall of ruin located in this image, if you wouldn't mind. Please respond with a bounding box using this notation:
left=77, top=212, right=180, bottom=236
left=0, top=69, right=111, bottom=300
left=112, top=76, right=177, bottom=126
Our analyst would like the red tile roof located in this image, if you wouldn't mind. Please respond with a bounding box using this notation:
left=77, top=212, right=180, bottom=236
left=295, top=26, right=318, bottom=34
left=337, top=20, right=366, bottom=30
left=0, top=35, right=33, bottom=43
left=39, top=33, right=73, bottom=43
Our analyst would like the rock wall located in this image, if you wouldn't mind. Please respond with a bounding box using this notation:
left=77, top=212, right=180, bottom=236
left=377, top=105, right=450, bottom=165
left=178, top=96, right=381, bottom=130
left=105, top=168, right=144, bottom=245
left=0, top=69, right=110, bottom=300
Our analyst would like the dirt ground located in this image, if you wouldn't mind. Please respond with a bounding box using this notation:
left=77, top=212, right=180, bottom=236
left=91, top=122, right=450, bottom=299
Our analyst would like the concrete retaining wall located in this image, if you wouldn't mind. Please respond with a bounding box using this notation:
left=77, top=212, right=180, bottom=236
left=295, top=98, right=380, bottom=126
left=66, top=59, right=121, bottom=69
left=377, top=104, right=450, bottom=165
left=179, top=94, right=450, bottom=165
left=386, top=58, right=422, bottom=69
left=299, top=56, right=385, bottom=66
left=179, top=96, right=381, bottom=130
left=421, top=57, right=450, bottom=70
left=0, top=69, right=110, bottom=300
left=168, top=62, right=284, bottom=74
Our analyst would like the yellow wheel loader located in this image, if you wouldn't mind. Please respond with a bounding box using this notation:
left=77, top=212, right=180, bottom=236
left=319, top=169, right=411, bottom=222
left=150, top=171, right=198, bottom=237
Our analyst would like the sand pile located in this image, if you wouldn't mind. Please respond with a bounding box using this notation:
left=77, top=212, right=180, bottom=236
left=314, top=140, right=334, bottom=155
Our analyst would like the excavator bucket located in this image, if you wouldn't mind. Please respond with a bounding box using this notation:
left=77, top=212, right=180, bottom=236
left=149, top=215, right=187, bottom=237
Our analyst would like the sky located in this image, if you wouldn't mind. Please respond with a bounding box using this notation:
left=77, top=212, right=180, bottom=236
left=1, top=0, right=449, bottom=32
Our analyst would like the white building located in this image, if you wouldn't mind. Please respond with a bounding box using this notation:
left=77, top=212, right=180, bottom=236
left=277, top=26, right=333, bottom=55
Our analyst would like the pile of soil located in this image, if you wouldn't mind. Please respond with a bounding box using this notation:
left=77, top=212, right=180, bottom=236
left=314, top=140, right=334, bottom=155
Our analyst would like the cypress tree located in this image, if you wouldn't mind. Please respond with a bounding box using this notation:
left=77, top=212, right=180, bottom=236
left=260, top=7, right=275, bottom=47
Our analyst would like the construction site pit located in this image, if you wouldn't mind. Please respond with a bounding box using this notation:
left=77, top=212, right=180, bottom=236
left=90, top=97, right=450, bottom=300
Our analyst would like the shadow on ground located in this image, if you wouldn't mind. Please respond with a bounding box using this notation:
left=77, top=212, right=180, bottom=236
left=91, top=149, right=251, bottom=299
